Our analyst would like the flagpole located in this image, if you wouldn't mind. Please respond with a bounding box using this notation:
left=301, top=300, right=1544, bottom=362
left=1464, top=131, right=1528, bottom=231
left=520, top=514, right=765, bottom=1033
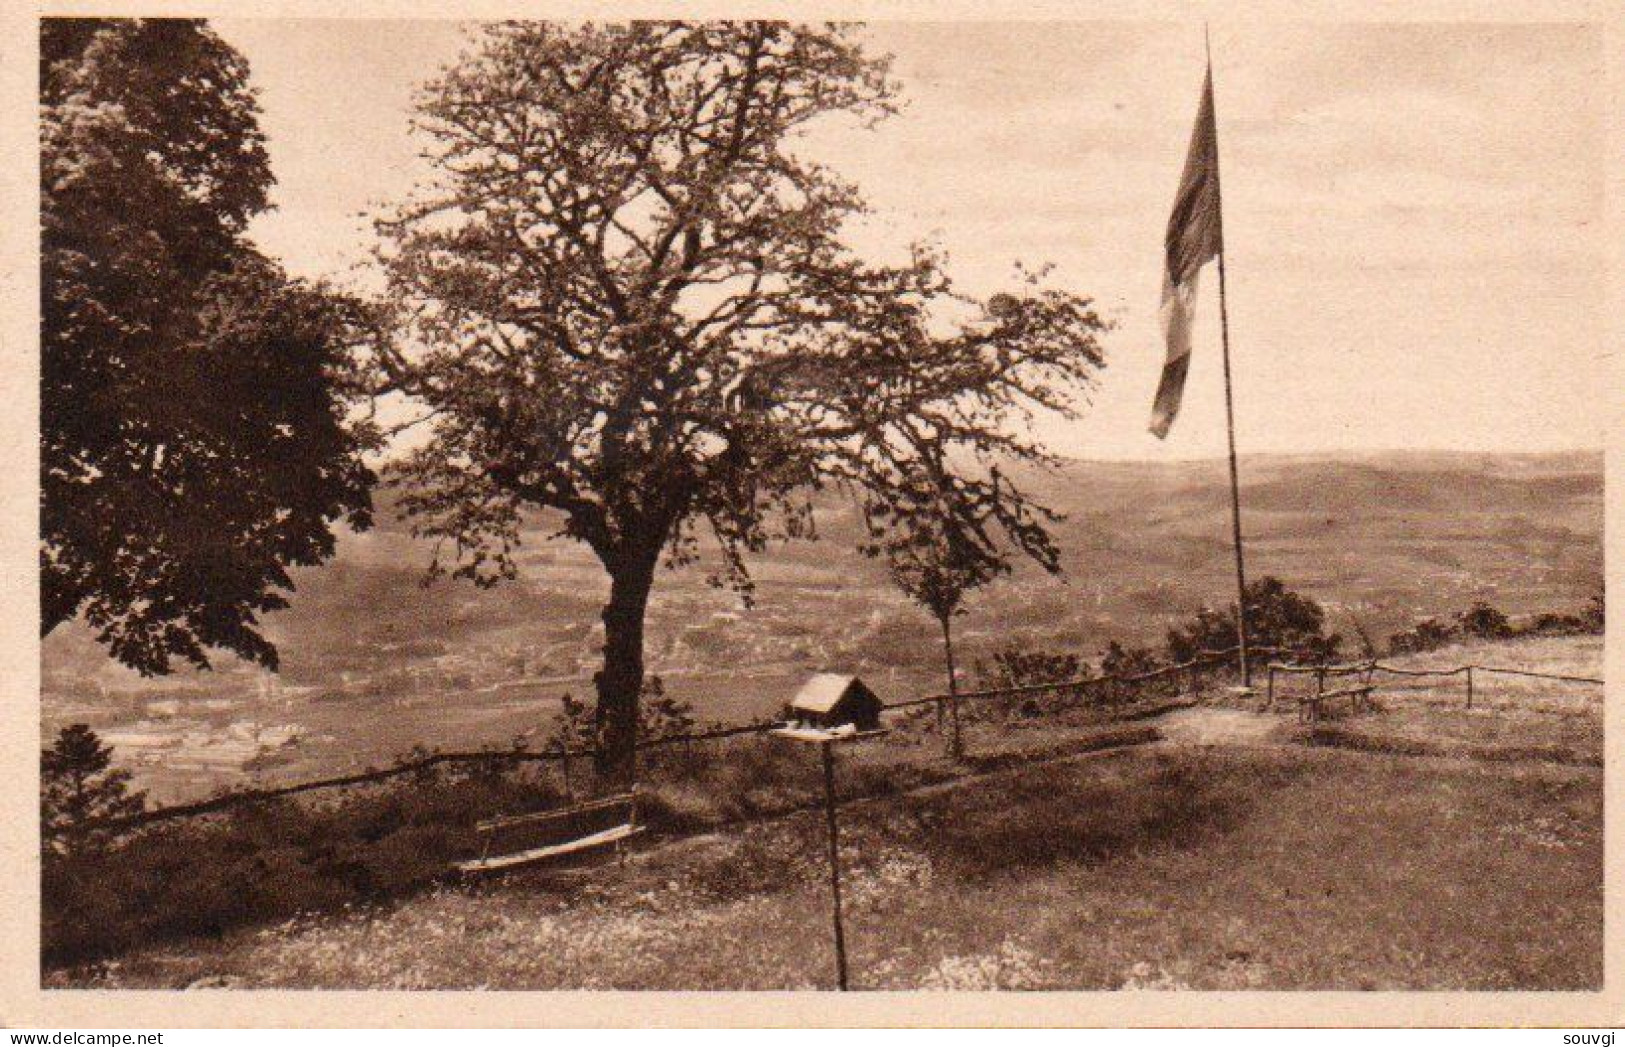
left=1207, top=28, right=1252, bottom=688
left=1216, top=231, right=1252, bottom=687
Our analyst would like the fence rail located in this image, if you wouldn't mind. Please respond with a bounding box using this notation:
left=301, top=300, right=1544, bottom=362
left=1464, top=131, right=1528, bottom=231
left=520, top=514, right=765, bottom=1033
left=79, top=644, right=1601, bottom=836
left=1266, top=655, right=1601, bottom=716
left=1470, top=665, right=1604, bottom=685
left=84, top=645, right=1271, bottom=835
left=1268, top=658, right=1601, bottom=685
left=911, top=644, right=1270, bottom=706
left=83, top=720, right=784, bottom=833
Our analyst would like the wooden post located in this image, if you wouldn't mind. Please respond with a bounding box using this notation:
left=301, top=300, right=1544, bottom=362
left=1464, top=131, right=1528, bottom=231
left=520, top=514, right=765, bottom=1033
left=1266, top=665, right=1275, bottom=711
left=1313, top=666, right=1326, bottom=724
left=617, top=787, right=636, bottom=866
left=1465, top=666, right=1474, bottom=710
left=821, top=742, right=849, bottom=992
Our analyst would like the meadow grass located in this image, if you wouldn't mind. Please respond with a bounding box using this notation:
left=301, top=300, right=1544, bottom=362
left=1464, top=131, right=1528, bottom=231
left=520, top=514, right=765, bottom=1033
left=41, top=696, right=1165, bottom=971
left=1283, top=634, right=1602, bottom=764
left=58, top=742, right=1600, bottom=991
left=46, top=635, right=1601, bottom=986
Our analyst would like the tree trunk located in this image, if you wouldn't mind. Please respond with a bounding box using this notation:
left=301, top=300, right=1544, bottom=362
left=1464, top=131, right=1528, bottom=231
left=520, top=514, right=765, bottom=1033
left=592, top=557, right=656, bottom=786
left=940, top=614, right=963, bottom=761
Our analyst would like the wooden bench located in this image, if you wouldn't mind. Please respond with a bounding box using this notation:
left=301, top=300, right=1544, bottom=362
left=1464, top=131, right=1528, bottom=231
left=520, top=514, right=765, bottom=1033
left=456, top=791, right=643, bottom=877
left=1298, top=685, right=1374, bottom=724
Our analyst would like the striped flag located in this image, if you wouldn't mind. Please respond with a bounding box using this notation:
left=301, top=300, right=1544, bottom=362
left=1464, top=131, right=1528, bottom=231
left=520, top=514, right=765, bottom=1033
left=1150, top=65, right=1223, bottom=438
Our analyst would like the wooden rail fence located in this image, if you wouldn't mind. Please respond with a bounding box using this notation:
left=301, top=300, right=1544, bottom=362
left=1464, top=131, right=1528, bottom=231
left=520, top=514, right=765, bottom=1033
left=77, top=645, right=1599, bottom=837
left=81, top=645, right=1271, bottom=836
left=1266, top=657, right=1601, bottom=716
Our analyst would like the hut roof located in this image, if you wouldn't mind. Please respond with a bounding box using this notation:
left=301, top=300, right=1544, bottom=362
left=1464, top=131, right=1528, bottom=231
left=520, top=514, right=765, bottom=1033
left=788, top=673, right=877, bottom=714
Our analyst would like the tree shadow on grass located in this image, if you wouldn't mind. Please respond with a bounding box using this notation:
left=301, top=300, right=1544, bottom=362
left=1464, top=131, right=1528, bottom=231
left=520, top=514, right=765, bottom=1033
left=888, top=752, right=1304, bottom=880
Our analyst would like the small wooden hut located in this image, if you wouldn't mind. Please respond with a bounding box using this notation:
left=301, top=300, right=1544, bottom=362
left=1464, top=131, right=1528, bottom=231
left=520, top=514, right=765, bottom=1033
left=783, top=673, right=884, bottom=732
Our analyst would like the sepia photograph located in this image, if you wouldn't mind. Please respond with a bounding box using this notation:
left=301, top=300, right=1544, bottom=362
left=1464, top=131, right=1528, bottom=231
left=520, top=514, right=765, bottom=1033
left=13, top=0, right=1619, bottom=1025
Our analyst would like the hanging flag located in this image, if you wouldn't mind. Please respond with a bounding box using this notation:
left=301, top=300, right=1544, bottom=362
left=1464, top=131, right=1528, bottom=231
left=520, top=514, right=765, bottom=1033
left=1150, top=65, right=1223, bottom=438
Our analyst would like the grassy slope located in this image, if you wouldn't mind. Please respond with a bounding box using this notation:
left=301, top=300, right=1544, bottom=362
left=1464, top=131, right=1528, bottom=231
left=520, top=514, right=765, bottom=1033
left=39, top=450, right=1604, bottom=803
left=71, top=747, right=1600, bottom=991
left=1283, top=634, right=1605, bottom=764
left=65, top=636, right=1603, bottom=991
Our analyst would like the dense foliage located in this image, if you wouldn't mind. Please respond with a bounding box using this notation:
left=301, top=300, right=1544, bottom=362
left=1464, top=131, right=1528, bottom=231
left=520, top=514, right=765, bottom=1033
left=42, top=756, right=564, bottom=968
left=41, top=18, right=376, bottom=673
left=1390, top=595, right=1601, bottom=654
left=1456, top=601, right=1511, bottom=640
left=545, top=676, right=705, bottom=757
left=1165, top=576, right=1343, bottom=665
left=1388, top=617, right=1456, bottom=655
left=976, top=646, right=1086, bottom=691
left=1099, top=640, right=1162, bottom=678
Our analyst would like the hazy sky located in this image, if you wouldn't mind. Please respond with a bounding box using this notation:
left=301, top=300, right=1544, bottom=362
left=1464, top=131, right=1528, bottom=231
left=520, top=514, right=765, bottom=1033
left=216, top=19, right=1607, bottom=461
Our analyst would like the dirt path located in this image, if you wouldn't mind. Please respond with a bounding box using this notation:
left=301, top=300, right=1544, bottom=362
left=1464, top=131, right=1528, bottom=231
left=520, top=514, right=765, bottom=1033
left=1156, top=705, right=1284, bottom=746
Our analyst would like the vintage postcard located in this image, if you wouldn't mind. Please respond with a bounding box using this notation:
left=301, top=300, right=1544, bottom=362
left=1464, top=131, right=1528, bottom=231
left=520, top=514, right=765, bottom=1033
left=3, top=0, right=1620, bottom=1029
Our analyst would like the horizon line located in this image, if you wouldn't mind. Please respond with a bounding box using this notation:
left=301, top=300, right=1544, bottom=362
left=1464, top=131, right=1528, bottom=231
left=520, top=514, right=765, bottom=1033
left=1052, top=444, right=1605, bottom=466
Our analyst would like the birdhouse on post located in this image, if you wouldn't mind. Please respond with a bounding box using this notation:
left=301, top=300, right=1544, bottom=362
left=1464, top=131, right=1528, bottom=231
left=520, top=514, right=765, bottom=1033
left=783, top=673, right=884, bottom=733
left=770, top=672, right=889, bottom=992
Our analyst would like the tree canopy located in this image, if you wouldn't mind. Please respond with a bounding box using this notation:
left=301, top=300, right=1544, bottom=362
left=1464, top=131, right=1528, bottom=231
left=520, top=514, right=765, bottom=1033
left=376, top=21, right=1108, bottom=777
left=1165, top=576, right=1342, bottom=664
left=41, top=18, right=377, bottom=674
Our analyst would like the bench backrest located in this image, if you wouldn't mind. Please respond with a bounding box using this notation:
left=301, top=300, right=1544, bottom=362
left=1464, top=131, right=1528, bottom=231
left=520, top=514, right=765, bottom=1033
left=476, top=791, right=638, bottom=852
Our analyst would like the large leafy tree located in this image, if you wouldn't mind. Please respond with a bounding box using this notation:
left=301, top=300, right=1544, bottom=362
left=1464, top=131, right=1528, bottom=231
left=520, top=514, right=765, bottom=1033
left=41, top=19, right=377, bottom=674
left=376, top=21, right=1108, bottom=781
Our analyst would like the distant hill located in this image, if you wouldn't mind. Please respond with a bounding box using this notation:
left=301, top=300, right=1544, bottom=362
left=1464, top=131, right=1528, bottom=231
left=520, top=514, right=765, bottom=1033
left=41, top=449, right=1603, bottom=802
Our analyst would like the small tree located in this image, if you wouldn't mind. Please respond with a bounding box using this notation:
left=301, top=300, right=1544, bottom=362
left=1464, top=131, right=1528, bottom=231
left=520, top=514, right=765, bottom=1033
left=41, top=725, right=146, bottom=856
left=888, top=553, right=980, bottom=758
left=1388, top=617, right=1454, bottom=655
left=977, top=646, right=1084, bottom=690
left=1348, top=616, right=1379, bottom=661
left=1582, top=590, right=1605, bottom=634
left=1100, top=640, right=1160, bottom=679
left=376, top=22, right=1108, bottom=782
left=880, top=486, right=1037, bottom=758
left=1456, top=601, right=1510, bottom=640
left=1166, top=576, right=1341, bottom=665
left=973, top=642, right=1087, bottom=719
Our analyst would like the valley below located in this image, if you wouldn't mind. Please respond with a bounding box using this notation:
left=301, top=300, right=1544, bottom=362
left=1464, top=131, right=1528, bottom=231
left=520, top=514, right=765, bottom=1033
left=41, top=449, right=1603, bottom=805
